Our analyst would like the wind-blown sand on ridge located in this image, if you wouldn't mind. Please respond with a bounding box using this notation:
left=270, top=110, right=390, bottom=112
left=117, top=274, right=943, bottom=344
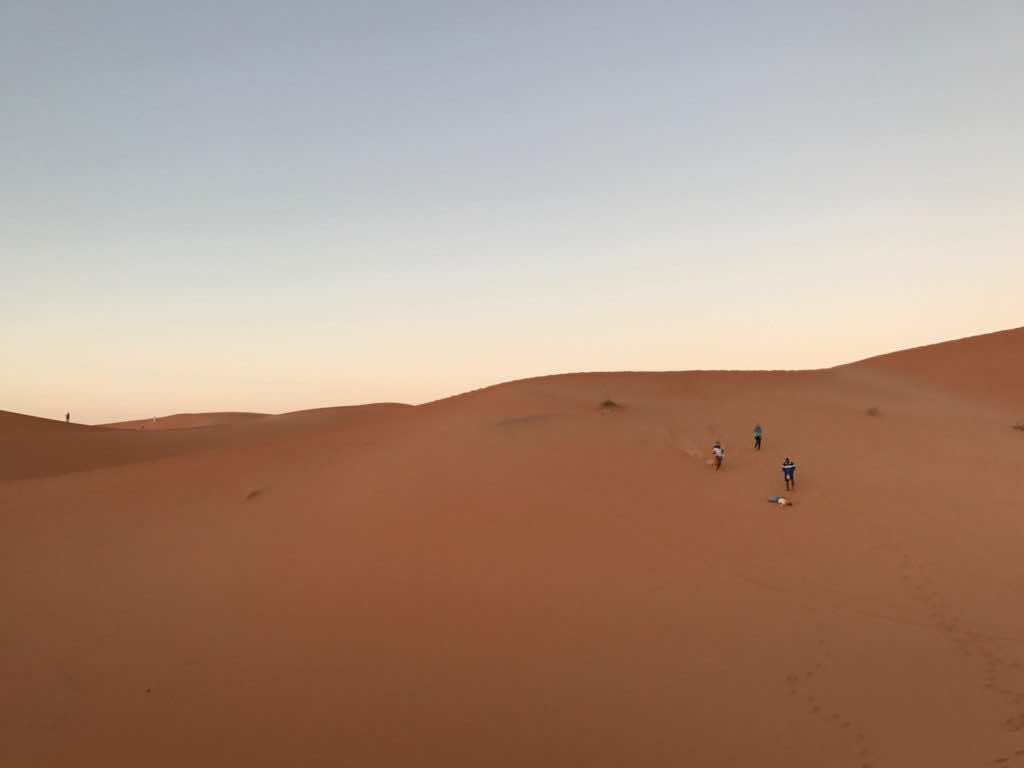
left=1, top=328, right=1022, bottom=767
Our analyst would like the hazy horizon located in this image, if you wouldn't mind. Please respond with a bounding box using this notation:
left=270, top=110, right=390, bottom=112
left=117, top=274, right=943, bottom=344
left=5, top=325, right=1021, bottom=424
left=4, top=2, right=1022, bottom=423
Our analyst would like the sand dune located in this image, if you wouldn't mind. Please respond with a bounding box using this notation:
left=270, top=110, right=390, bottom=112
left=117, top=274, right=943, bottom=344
left=0, top=404, right=411, bottom=484
left=2, top=328, right=1022, bottom=766
left=844, top=326, right=1024, bottom=410
left=103, top=412, right=271, bottom=431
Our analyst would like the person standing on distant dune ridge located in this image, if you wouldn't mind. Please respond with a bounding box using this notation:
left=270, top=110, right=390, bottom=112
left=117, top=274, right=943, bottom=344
left=782, top=457, right=796, bottom=490
left=712, top=441, right=725, bottom=471
left=753, top=423, right=763, bottom=450
left=65, top=412, right=70, bottom=423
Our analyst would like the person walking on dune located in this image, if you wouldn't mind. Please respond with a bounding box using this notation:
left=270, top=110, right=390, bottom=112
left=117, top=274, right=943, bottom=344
left=753, top=423, right=763, bottom=450
left=782, top=457, right=796, bottom=490
left=712, top=441, right=725, bottom=471
left=65, top=412, right=70, bottom=423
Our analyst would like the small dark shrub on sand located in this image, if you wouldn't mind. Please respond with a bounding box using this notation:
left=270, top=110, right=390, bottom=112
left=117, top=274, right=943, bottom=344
left=600, top=400, right=621, bottom=411
left=1013, top=421, right=1024, bottom=432
left=866, top=406, right=881, bottom=417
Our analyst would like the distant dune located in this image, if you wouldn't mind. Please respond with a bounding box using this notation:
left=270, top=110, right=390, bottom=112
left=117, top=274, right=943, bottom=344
left=2, top=327, right=1022, bottom=767
left=0, top=404, right=411, bottom=483
left=103, top=412, right=271, bottom=431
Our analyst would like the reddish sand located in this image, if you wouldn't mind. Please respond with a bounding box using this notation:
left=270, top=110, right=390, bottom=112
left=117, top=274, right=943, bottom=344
left=103, top=412, right=271, bottom=431
left=2, top=327, right=1023, bottom=767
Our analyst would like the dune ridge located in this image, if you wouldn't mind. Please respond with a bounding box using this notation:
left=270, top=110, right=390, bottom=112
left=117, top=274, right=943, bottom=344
left=103, top=412, right=271, bottom=431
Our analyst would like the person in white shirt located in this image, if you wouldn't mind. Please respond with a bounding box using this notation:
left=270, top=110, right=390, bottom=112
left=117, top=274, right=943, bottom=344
left=712, top=441, right=725, bottom=471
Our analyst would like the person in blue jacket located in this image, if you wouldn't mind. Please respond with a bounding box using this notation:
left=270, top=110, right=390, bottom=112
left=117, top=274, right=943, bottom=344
left=782, top=457, right=796, bottom=490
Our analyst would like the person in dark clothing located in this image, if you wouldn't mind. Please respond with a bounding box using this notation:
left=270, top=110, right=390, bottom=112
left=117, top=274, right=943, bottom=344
left=753, top=423, right=763, bottom=450
left=782, top=457, right=796, bottom=490
left=65, top=412, right=70, bottom=423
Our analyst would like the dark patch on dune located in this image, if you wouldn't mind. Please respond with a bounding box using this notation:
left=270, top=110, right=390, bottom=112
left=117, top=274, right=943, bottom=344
left=865, top=406, right=881, bottom=417
left=245, top=488, right=265, bottom=502
left=599, top=400, right=622, bottom=412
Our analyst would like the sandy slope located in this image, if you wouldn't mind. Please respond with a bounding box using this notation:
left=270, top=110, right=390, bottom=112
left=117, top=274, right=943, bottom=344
left=1, top=328, right=1022, bottom=767
left=0, top=404, right=410, bottom=483
left=103, top=412, right=271, bottom=431
left=844, top=326, right=1024, bottom=411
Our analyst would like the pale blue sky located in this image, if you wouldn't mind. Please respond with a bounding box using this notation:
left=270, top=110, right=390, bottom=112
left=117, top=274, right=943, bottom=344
left=3, top=1, right=1022, bottom=422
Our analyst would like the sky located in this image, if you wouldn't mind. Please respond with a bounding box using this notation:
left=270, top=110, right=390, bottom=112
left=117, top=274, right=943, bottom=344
left=3, top=1, right=1022, bottom=423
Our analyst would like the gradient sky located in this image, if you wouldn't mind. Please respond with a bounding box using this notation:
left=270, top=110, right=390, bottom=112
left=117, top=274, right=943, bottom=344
left=3, top=1, right=1022, bottom=423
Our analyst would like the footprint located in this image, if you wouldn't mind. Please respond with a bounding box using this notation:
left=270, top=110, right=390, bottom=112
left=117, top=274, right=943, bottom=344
left=1002, top=713, right=1024, bottom=731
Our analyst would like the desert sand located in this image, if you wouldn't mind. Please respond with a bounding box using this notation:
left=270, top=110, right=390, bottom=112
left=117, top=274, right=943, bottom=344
left=2, top=327, right=1023, bottom=766
left=103, top=413, right=271, bottom=432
